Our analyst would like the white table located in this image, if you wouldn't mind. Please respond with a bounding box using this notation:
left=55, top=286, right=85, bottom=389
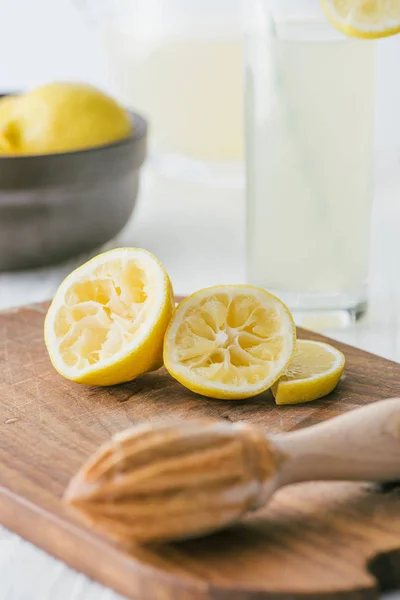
left=1, top=166, right=400, bottom=599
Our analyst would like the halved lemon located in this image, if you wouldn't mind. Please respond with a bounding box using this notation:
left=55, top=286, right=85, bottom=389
left=44, top=248, right=174, bottom=386
left=272, top=339, right=345, bottom=405
left=163, top=285, right=296, bottom=400
left=321, top=0, right=400, bottom=39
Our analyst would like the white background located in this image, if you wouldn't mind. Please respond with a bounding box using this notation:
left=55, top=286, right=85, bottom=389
left=0, top=1, right=400, bottom=599
left=0, top=0, right=399, bottom=169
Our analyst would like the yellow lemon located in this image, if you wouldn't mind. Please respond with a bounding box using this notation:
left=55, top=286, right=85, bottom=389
left=272, top=339, right=345, bottom=405
left=0, top=95, right=16, bottom=120
left=44, top=248, right=174, bottom=386
left=0, top=95, right=19, bottom=152
left=163, top=285, right=296, bottom=400
left=321, top=0, right=400, bottom=38
left=0, top=82, right=132, bottom=155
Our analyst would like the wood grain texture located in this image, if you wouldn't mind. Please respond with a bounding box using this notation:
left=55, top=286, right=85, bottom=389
left=1, top=301, right=400, bottom=600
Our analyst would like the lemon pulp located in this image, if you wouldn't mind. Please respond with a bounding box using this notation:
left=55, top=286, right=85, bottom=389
left=321, top=0, right=400, bottom=38
left=272, top=340, right=345, bottom=405
left=164, top=285, right=296, bottom=399
left=45, top=248, right=173, bottom=386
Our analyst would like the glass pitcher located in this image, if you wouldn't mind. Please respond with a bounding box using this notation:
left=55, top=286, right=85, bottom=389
left=76, top=0, right=245, bottom=187
left=245, top=0, right=376, bottom=327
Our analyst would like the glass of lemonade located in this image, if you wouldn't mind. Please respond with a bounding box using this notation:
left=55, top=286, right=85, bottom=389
left=77, top=0, right=245, bottom=188
left=245, top=0, right=376, bottom=326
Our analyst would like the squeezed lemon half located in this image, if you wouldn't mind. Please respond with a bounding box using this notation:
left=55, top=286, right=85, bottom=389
left=163, top=285, right=296, bottom=400
left=321, top=0, right=400, bottom=38
left=44, top=248, right=174, bottom=386
left=272, top=339, right=345, bottom=405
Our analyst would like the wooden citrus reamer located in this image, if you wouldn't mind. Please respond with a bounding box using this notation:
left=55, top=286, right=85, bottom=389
left=65, top=397, right=400, bottom=544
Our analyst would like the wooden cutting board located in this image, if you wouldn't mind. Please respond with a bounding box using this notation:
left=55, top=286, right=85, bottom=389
left=1, top=301, right=400, bottom=600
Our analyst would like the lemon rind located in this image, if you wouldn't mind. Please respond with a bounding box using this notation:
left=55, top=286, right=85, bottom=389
left=321, top=0, right=400, bottom=39
left=272, top=340, right=345, bottom=405
left=164, top=285, right=296, bottom=400
left=44, top=247, right=172, bottom=383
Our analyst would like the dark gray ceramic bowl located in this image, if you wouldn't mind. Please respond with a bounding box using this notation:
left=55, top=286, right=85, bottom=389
left=0, top=111, right=147, bottom=271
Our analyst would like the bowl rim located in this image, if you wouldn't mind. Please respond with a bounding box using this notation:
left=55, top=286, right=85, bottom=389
left=0, top=100, right=147, bottom=160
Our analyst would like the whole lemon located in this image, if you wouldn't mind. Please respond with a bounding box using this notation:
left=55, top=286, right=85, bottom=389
left=0, top=83, right=132, bottom=155
left=0, top=95, right=18, bottom=152
left=0, top=95, right=16, bottom=120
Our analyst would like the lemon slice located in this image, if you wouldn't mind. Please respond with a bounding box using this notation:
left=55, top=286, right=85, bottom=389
left=321, top=0, right=400, bottom=38
left=44, top=248, right=174, bottom=386
left=163, top=285, right=296, bottom=400
left=272, top=340, right=345, bottom=405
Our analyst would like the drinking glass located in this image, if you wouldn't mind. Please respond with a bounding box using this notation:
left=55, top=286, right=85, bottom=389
left=245, top=0, right=376, bottom=327
left=77, top=0, right=245, bottom=188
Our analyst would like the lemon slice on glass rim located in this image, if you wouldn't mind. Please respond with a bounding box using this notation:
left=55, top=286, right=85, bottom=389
left=321, top=0, right=400, bottom=39
left=164, top=285, right=296, bottom=400
left=44, top=248, right=174, bottom=386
